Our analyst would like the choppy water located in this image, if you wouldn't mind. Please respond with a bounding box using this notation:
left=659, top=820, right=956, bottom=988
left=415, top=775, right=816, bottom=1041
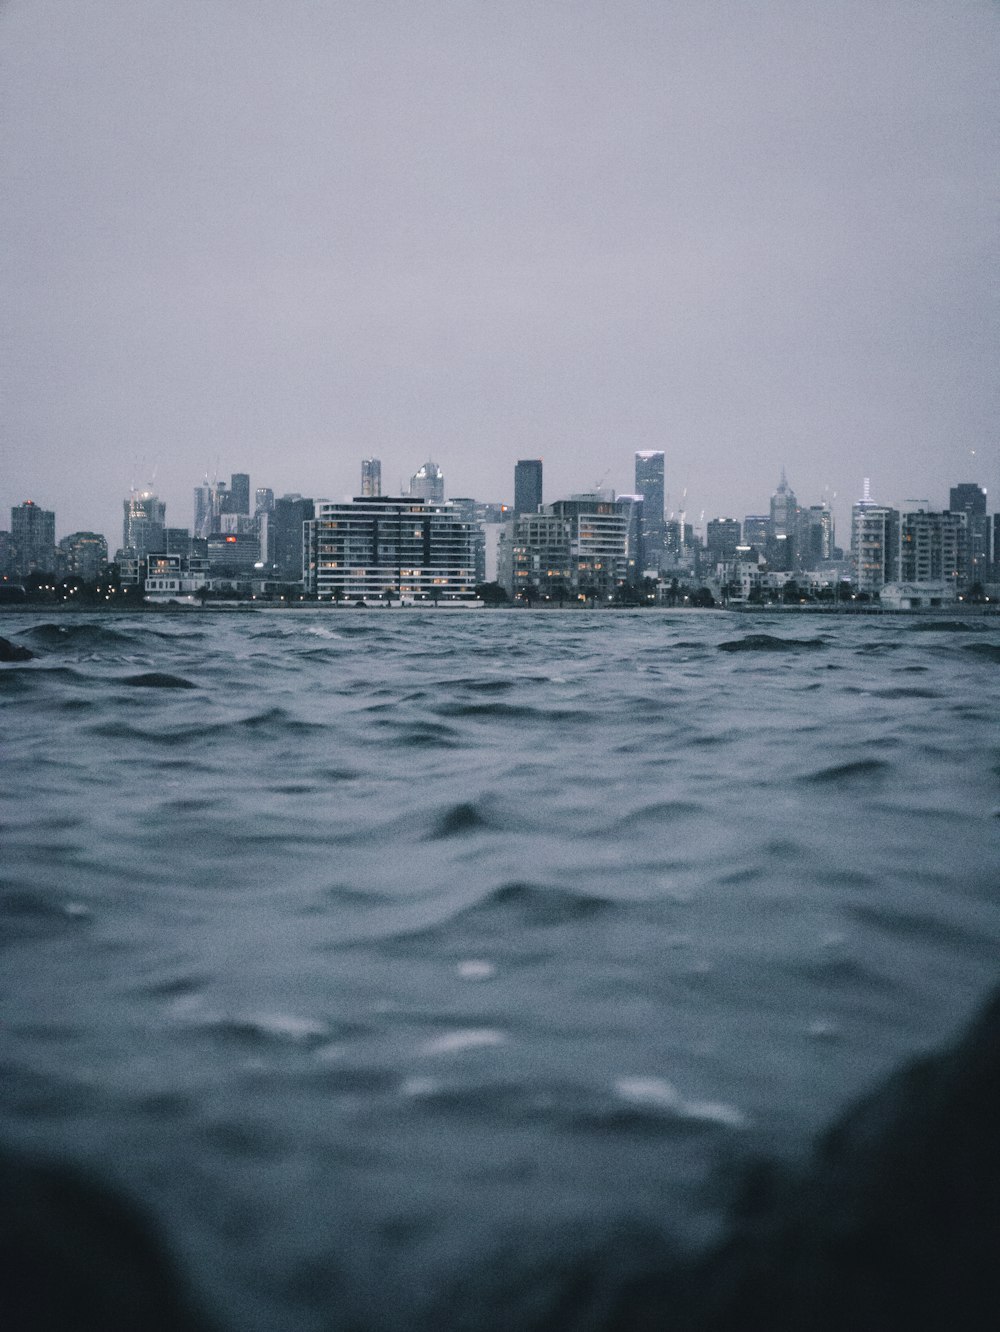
left=2, top=608, right=998, bottom=1329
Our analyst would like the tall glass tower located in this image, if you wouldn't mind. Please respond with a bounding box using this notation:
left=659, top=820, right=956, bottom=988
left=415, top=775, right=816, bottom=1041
left=634, top=451, right=665, bottom=570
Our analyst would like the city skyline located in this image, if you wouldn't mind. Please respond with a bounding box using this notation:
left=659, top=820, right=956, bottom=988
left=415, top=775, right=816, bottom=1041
left=3, top=1, right=998, bottom=548
left=1, top=457, right=989, bottom=557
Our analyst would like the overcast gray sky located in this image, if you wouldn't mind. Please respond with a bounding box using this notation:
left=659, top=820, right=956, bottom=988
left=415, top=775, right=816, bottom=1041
left=2, top=0, right=998, bottom=549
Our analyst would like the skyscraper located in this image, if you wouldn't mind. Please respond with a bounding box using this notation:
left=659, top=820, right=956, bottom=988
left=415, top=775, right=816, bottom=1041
left=194, top=480, right=213, bottom=539
left=269, top=495, right=315, bottom=582
left=361, top=458, right=382, bottom=498
left=768, top=470, right=799, bottom=570
left=221, top=473, right=251, bottom=515
left=513, top=459, right=543, bottom=516
left=634, top=451, right=665, bottom=570
left=122, top=489, right=165, bottom=559
left=410, top=461, right=444, bottom=503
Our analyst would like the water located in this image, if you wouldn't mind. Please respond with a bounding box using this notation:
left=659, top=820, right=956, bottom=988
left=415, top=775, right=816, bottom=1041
left=2, top=608, right=998, bottom=1328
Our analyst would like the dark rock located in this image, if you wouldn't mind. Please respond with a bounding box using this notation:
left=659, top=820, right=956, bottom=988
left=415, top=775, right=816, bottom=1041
left=609, top=985, right=1000, bottom=1330
left=0, top=1150, right=215, bottom=1331
left=0, top=636, right=33, bottom=662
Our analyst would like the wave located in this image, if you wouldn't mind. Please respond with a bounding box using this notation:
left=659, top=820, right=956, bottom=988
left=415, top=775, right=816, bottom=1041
left=717, top=634, right=826, bottom=653
left=473, top=880, right=614, bottom=926
left=804, top=758, right=891, bottom=785
left=909, top=619, right=987, bottom=633
left=22, top=622, right=139, bottom=648
left=425, top=800, right=513, bottom=840
left=963, top=642, right=1000, bottom=663
left=122, top=672, right=198, bottom=689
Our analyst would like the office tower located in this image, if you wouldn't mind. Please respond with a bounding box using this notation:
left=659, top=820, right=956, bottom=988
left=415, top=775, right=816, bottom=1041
left=122, top=489, right=166, bottom=558
left=742, top=515, right=771, bottom=552
left=0, top=530, right=11, bottom=577
left=410, top=460, right=444, bottom=502
left=361, top=458, right=382, bottom=498
left=949, top=483, right=986, bottom=517
left=306, top=496, right=476, bottom=601
left=10, top=501, right=56, bottom=576
left=513, top=459, right=543, bottom=516
left=850, top=481, right=899, bottom=593
left=269, top=495, right=315, bottom=582
left=634, top=451, right=665, bottom=570
left=706, top=518, right=742, bottom=563
left=194, top=480, right=213, bottom=539
left=798, top=505, right=834, bottom=569
left=161, top=528, right=192, bottom=556
left=224, top=473, right=251, bottom=515
left=255, top=487, right=275, bottom=515
left=768, top=470, right=799, bottom=570
left=614, top=494, right=644, bottom=585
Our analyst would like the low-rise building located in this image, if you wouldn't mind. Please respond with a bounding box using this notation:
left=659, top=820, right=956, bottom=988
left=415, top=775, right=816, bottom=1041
left=144, top=554, right=209, bottom=602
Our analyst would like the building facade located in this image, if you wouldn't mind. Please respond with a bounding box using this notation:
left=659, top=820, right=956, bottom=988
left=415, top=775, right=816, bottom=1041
left=10, top=501, right=56, bottom=576
left=361, top=458, right=382, bottom=498
left=305, top=497, right=477, bottom=602
left=949, top=483, right=989, bottom=588
left=898, top=510, right=966, bottom=592
left=513, top=459, right=543, bottom=516
left=58, top=531, right=108, bottom=581
left=122, top=489, right=165, bottom=559
left=851, top=503, right=899, bottom=593
left=634, top=451, right=665, bottom=570
left=705, top=518, right=742, bottom=564
left=264, top=495, right=315, bottom=582
left=409, top=461, right=445, bottom=503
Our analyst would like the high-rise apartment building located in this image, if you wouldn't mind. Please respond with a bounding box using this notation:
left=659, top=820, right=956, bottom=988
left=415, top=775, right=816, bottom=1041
left=10, top=501, right=56, bottom=576
left=505, top=495, right=632, bottom=601
left=949, top=483, right=989, bottom=588
left=305, top=496, right=476, bottom=602
left=634, top=451, right=665, bottom=570
left=851, top=481, right=898, bottom=593
left=513, top=459, right=543, bottom=516
left=899, top=510, right=967, bottom=589
left=361, top=458, right=382, bottom=498
left=58, top=532, right=108, bottom=581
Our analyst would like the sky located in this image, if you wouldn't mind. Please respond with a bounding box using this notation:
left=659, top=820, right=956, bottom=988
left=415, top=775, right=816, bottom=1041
left=2, top=0, right=998, bottom=550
